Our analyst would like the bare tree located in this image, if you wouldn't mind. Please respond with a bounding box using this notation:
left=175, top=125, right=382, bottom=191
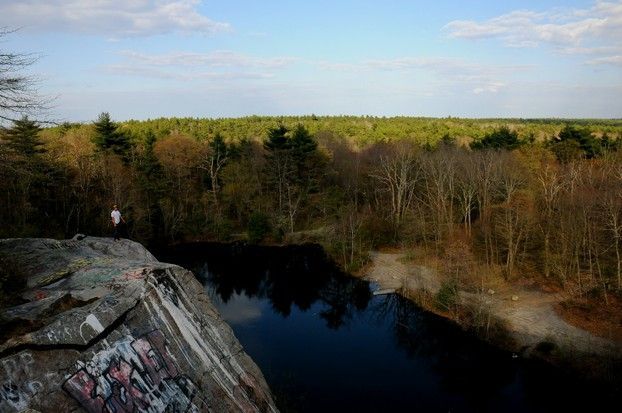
left=369, top=141, right=421, bottom=228
left=421, top=148, right=458, bottom=245
left=454, top=149, right=478, bottom=235
left=495, top=153, right=529, bottom=278
left=0, top=29, right=51, bottom=123
left=473, top=150, right=501, bottom=265
left=198, top=134, right=230, bottom=214
left=608, top=164, right=622, bottom=290
left=535, top=161, right=565, bottom=278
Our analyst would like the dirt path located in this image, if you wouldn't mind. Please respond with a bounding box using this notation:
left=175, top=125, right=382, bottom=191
left=362, top=251, right=621, bottom=358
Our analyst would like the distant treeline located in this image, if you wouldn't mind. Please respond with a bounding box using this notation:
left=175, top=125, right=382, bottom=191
left=58, top=115, right=622, bottom=147
left=2, top=114, right=622, bottom=301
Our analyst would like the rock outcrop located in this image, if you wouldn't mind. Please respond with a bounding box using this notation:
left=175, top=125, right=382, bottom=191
left=0, top=237, right=278, bottom=413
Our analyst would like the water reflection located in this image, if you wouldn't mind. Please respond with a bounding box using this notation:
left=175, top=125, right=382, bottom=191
left=371, top=293, right=518, bottom=407
left=166, top=242, right=372, bottom=329
left=162, top=242, right=619, bottom=413
left=213, top=293, right=263, bottom=323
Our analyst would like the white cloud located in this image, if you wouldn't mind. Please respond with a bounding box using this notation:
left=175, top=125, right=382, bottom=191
left=104, top=50, right=294, bottom=81
left=365, top=57, right=463, bottom=71
left=316, top=57, right=532, bottom=95
left=118, top=50, right=297, bottom=68
left=104, top=64, right=273, bottom=80
left=557, top=45, right=622, bottom=55
left=473, top=82, right=505, bottom=95
left=53, top=78, right=622, bottom=121
left=587, top=55, right=622, bottom=65
left=213, top=294, right=262, bottom=324
left=0, top=0, right=230, bottom=37
left=363, top=57, right=530, bottom=76
left=443, top=1, right=622, bottom=50
left=315, top=61, right=364, bottom=72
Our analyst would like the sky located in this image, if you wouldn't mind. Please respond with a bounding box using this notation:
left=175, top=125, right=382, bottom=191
left=1, top=0, right=621, bottom=121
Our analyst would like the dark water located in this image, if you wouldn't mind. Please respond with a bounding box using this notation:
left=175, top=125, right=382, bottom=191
left=162, top=243, right=618, bottom=413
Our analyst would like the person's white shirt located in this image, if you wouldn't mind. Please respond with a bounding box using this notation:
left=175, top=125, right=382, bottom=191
left=111, top=210, right=121, bottom=225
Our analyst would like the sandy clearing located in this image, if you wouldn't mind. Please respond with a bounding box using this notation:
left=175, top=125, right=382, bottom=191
left=361, top=251, right=621, bottom=358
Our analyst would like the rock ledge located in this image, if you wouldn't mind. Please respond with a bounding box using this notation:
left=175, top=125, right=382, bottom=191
left=0, top=237, right=277, bottom=413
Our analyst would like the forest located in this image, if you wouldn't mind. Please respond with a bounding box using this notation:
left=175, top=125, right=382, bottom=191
left=2, top=114, right=622, bottom=309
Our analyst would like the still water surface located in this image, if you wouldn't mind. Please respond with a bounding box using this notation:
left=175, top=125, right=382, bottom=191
left=163, top=243, right=615, bottom=413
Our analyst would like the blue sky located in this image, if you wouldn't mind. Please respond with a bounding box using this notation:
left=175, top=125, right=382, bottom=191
left=1, top=0, right=621, bottom=121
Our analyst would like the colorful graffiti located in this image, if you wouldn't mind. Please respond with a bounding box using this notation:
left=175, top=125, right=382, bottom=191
left=63, top=330, right=200, bottom=413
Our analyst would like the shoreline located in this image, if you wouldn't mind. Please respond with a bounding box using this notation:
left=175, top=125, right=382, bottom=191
left=358, top=250, right=622, bottom=382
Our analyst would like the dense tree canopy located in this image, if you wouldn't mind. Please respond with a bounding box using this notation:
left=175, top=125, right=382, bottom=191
left=1, top=114, right=622, bottom=302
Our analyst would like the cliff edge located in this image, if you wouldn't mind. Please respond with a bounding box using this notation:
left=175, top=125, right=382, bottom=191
left=0, top=236, right=278, bottom=413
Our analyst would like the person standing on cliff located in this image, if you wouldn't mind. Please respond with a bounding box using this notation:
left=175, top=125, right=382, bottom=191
left=110, top=204, right=125, bottom=241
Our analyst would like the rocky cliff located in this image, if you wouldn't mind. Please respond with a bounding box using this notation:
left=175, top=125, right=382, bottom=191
left=0, top=236, right=278, bottom=413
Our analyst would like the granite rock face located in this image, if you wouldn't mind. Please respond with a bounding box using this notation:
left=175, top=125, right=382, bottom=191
left=0, top=237, right=278, bottom=413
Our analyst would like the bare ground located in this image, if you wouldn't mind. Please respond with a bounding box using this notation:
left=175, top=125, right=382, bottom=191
left=361, top=251, right=622, bottom=360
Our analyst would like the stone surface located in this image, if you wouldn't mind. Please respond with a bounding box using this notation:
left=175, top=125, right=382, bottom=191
left=0, top=237, right=278, bottom=413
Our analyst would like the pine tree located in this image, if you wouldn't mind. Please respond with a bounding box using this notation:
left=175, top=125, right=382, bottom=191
left=291, top=124, right=317, bottom=159
left=137, top=130, right=165, bottom=243
left=290, top=124, right=319, bottom=185
left=139, top=131, right=162, bottom=179
left=263, top=125, right=290, bottom=152
left=93, top=112, right=131, bottom=158
left=552, top=125, right=601, bottom=160
left=263, top=125, right=293, bottom=215
left=471, top=126, right=521, bottom=150
left=3, top=115, right=43, bottom=156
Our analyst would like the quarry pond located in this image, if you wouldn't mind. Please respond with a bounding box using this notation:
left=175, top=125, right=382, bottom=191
left=163, top=243, right=617, bottom=413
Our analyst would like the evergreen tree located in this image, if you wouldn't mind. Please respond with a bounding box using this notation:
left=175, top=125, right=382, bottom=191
left=264, top=125, right=290, bottom=211
left=291, top=124, right=317, bottom=156
left=136, top=130, right=165, bottom=243
left=471, top=126, right=521, bottom=150
left=1, top=116, right=66, bottom=236
left=3, top=116, right=43, bottom=156
left=93, top=112, right=131, bottom=158
left=138, top=131, right=162, bottom=179
left=290, top=124, right=317, bottom=182
left=551, top=125, right=601, bottom=161
left=264, top=125, right=290, bottom=153
left=290, top=124, right=325, bottom=192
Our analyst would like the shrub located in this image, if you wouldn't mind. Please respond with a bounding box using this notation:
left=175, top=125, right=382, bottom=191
left=247, top=211, right=271, bottom=244
left=435, top=279, right=459, bottom=313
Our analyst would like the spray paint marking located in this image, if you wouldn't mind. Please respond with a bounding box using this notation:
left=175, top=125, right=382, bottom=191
left=79, top=314, right=106, bottom=343
left=63, top=330, right=199, bottom=413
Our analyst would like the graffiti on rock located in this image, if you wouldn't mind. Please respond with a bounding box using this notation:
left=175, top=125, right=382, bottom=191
left=79, top=313, right=106, bottom=342
left=0, top=352, right=44, bottom=411
left=63, top=330, right=200, bottom=412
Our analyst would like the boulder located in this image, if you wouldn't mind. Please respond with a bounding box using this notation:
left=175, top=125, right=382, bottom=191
left=0, top=237, right=278, bottom=413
